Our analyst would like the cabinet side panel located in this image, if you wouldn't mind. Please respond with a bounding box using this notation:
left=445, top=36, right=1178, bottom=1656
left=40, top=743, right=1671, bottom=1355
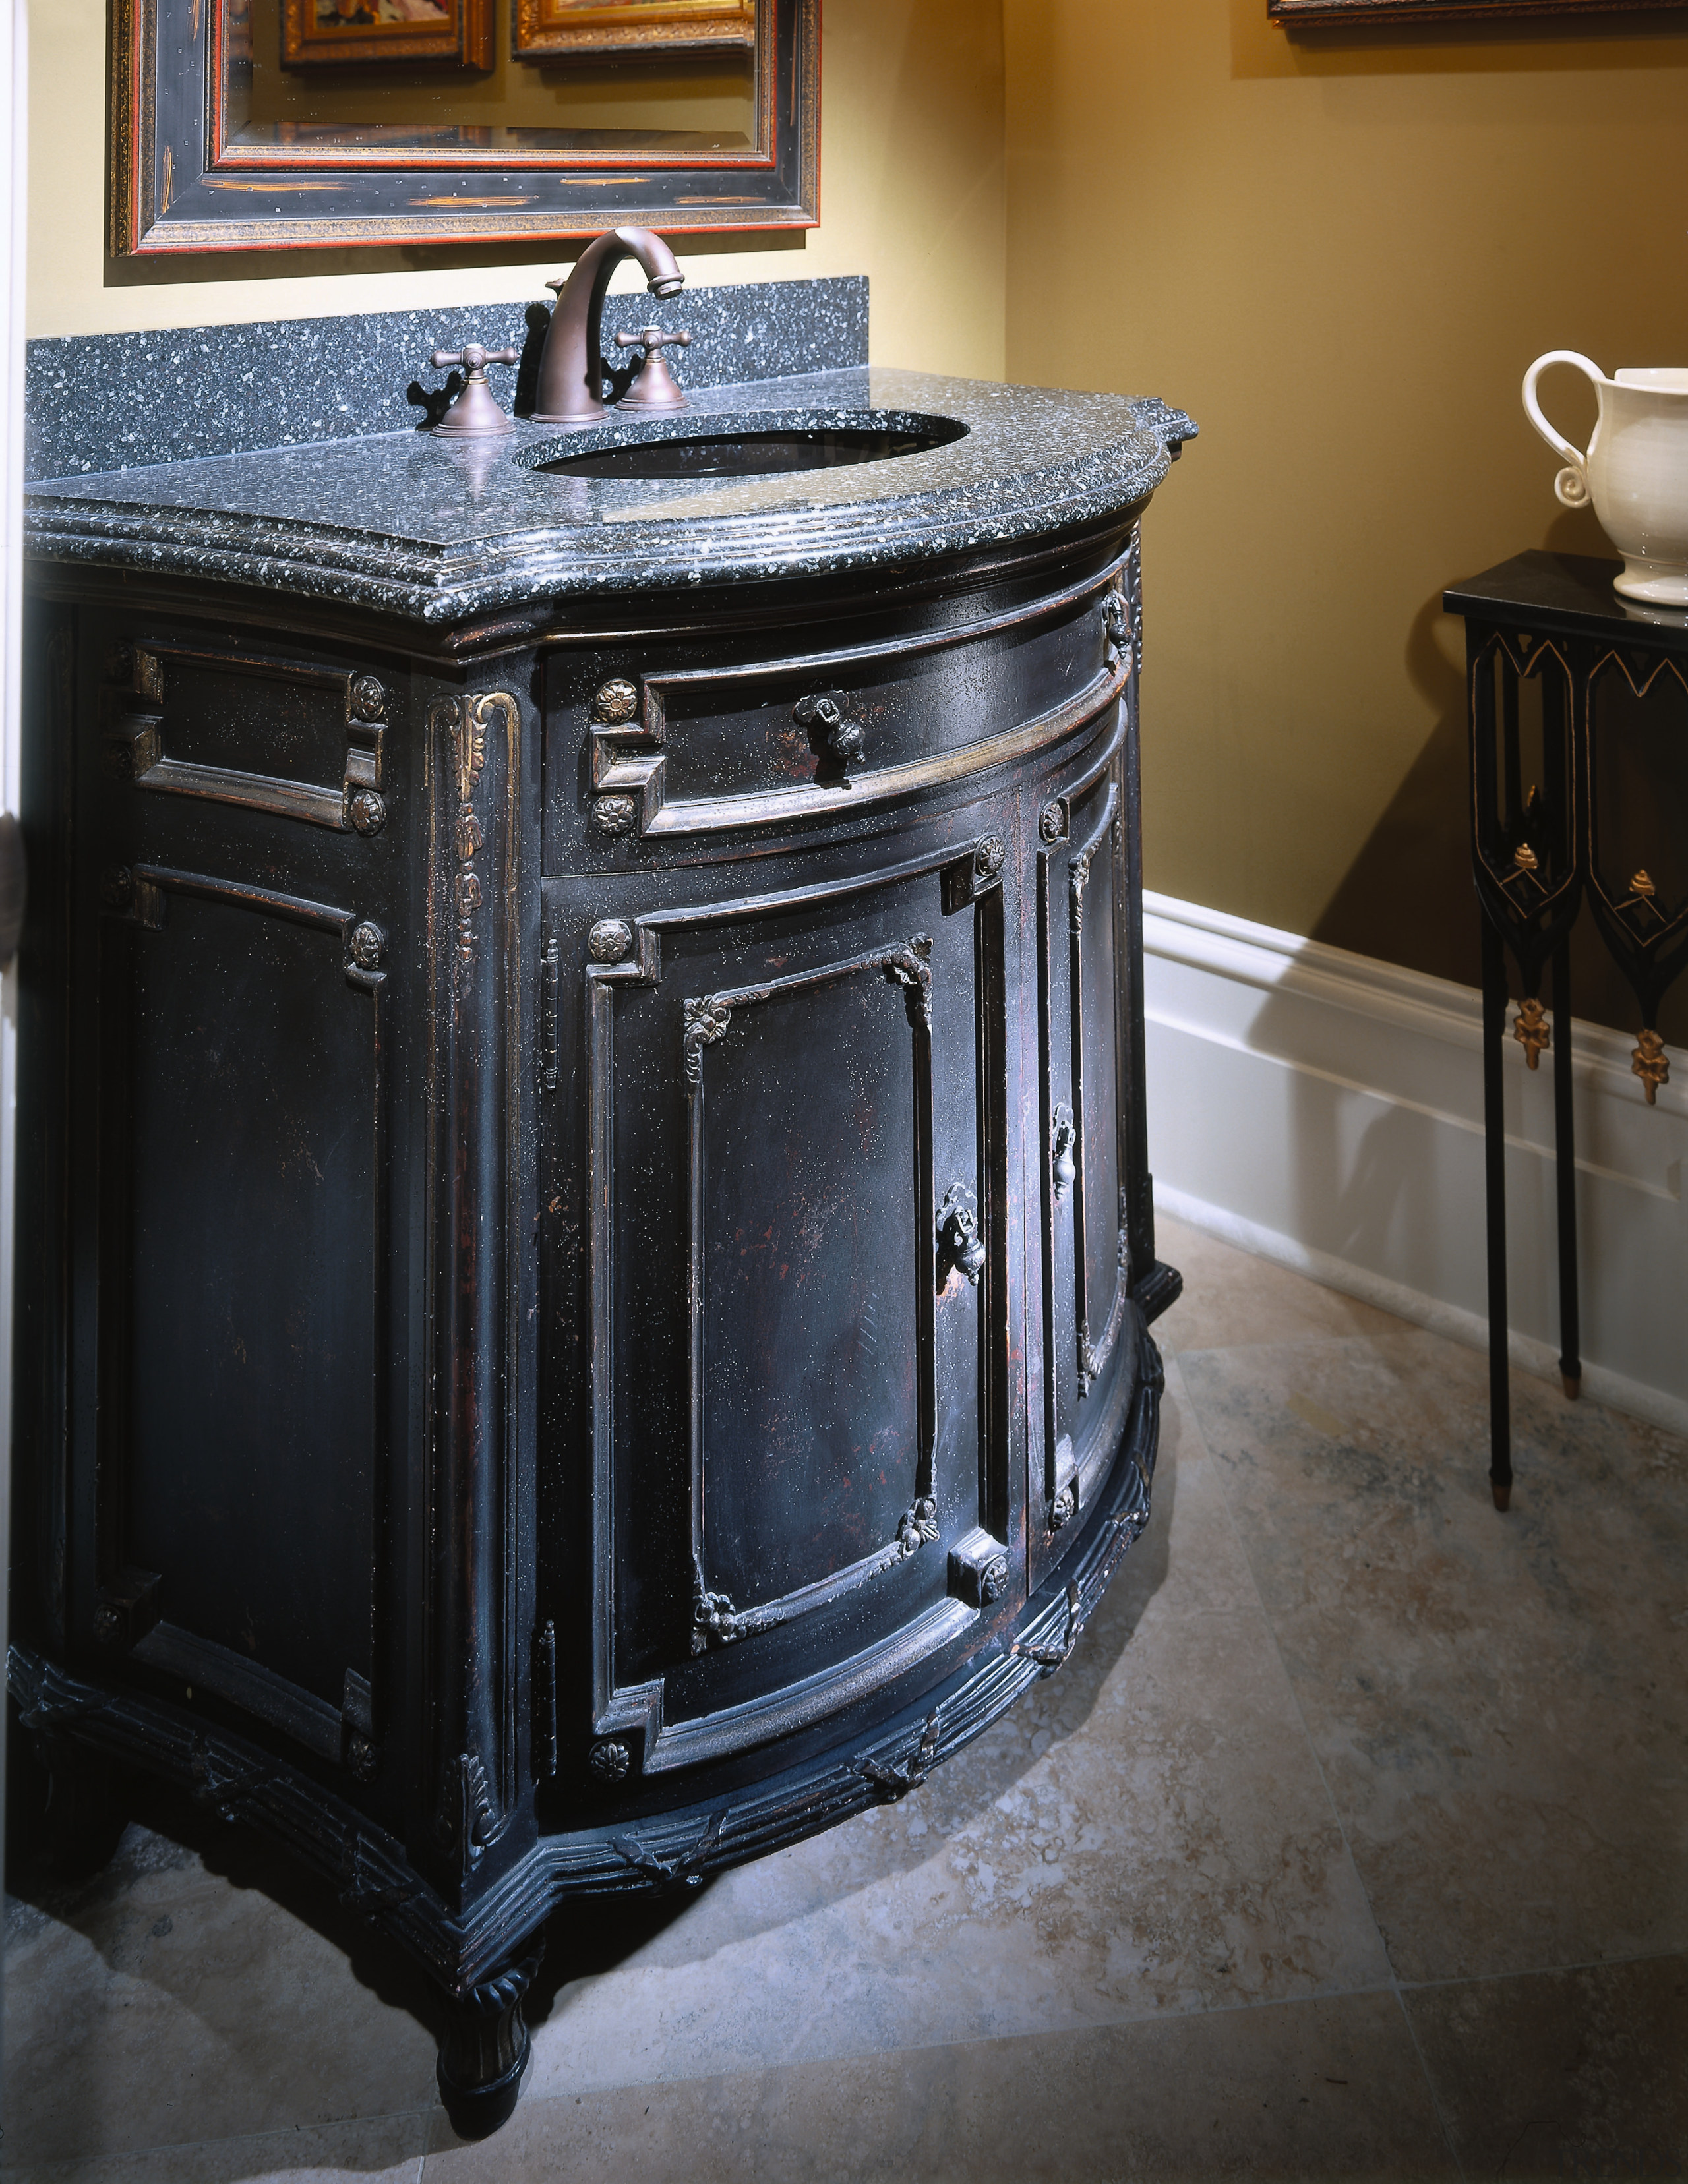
left=119, top=897, right=377, bottom=1711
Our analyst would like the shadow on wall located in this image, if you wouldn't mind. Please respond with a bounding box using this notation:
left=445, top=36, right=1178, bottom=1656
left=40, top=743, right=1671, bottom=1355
left=1310, top=504, right=1688, bottom=1053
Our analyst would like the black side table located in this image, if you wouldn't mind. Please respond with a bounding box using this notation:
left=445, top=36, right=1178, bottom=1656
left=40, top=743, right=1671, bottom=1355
left=1444, top=552, right=1688, bottom=1509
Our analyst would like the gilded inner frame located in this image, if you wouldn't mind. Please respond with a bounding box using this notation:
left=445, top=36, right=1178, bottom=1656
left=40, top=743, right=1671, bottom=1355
left=281, top=0, right=494, bottom=66
left=513, top=0, right=756, bottom=56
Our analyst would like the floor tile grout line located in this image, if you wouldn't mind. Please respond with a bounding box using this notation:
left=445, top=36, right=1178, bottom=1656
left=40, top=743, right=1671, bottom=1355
left=1165, top=1347, right=1470, bottom=2183
left=1394, top=1943, right=1688, bottom=1995
left=1166, top=1327, right=1447, bottom=1364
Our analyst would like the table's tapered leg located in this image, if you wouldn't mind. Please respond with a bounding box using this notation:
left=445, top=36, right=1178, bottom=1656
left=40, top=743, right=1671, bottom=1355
left=1482, top=917, right=1513, bottom=1510
left=1552, top=943, right=1581, bottom=1402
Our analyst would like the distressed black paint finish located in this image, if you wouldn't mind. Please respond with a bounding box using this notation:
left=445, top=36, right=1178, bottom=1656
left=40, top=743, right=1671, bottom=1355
left=15, top=511, right=1180, bottom=2135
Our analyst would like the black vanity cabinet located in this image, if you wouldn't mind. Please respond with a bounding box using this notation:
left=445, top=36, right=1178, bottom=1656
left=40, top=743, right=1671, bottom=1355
left=13, top=381, right=1190, bottom=2138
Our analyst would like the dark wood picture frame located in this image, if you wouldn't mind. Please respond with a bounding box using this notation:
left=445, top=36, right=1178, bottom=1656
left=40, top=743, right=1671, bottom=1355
left=281, top=0, right=494, bottom=69
left=512, top=0, right=756, bottom=57
left=110, top=0, right=815, bottom=256
left=1271, top=0, right=1683, bottom=20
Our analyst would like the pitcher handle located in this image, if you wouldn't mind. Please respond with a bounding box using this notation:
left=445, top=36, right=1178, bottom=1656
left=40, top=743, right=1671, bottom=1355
left=1523, top=350, right=1602, bottom=510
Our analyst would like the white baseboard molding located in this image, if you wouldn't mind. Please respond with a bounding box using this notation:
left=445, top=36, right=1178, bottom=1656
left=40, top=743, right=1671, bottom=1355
left=1155, top=1184, right=1688, bottom=1438
left=1143, top=891, right=1688, bottom=1436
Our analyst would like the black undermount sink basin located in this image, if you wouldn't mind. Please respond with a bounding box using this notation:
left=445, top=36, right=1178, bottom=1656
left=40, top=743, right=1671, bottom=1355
left=524, top=409, right=968, bottom=482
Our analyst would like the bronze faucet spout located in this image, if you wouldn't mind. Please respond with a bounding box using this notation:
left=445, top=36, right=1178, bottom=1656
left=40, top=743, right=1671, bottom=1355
left=533, top=227, right=686, bottom=427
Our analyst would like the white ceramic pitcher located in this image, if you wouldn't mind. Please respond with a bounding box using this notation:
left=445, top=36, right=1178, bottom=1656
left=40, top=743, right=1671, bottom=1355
left=1523, top=353, right=1688, bottom=606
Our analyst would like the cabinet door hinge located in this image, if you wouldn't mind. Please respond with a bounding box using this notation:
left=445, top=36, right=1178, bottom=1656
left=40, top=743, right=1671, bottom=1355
left=539, top=939, right=559, bottom=1094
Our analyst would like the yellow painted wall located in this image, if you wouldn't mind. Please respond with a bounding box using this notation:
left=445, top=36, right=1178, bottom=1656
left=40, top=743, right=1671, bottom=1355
left=37, top=0, right=1687, bottom=1030
left=26, top=0, right=1006, bottom=382
left=1003, top=0, right=1688, bottom=1036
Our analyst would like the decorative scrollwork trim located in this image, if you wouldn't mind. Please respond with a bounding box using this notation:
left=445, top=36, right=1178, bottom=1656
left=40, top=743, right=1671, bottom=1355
left=1077, top=1218, right=1131, bottom=1398
left=684, top=936, right=934, bottom=1088
left=439, top=1750, right=497, bottom=1871
left=884, top=934, right=934, bottom=1030
left=682, top=993, right=740, bottom=1086
left=1011, top=1583, right=1083, bottom=1676
left=859, top=1710, right=941, bottom=1801
left=612, top=1810, right=725, bottom=1891
left=691, top=1494, right=944, bottom=1657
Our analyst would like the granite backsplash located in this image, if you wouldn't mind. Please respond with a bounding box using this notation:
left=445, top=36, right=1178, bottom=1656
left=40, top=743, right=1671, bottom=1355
left=26, top=275, right=868, bottom=483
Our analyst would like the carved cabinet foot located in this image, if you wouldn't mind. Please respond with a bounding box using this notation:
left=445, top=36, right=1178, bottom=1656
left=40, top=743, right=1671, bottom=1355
left=436, top=1939, right=545, bottom=2140
left=36, top=1734, right=127, bottom=1882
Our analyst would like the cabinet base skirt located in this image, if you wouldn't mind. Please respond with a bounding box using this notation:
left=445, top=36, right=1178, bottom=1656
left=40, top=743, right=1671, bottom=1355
left=9, top=1334, right=1164, bottom=2115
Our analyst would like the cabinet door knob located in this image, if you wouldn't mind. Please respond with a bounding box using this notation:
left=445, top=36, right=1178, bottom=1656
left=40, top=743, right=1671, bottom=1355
left=794, top=691, right=866, bottom=772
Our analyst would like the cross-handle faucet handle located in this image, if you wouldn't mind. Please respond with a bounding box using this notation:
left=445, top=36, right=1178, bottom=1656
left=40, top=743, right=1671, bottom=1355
left=613, top=326, right=692, bottom=356
left=427, top=341, right=521, bottom=439
left=431, top=342, right=520, bottom=373
left=612, top=324, right=691, bottom=415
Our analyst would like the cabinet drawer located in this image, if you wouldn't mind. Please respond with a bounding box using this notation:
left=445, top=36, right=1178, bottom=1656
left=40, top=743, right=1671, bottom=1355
left=556, top=557, right=1133, bottom=854
left=104, top=638, right=392, bottom=839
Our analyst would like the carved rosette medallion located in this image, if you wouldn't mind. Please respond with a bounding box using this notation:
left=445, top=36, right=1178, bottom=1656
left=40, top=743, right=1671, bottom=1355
left=348, top=921, right=386, bottom=974
left=349, top=789, right=387, bottom=837
left=588, top=918, right=634, bottom=964
left=1039, top=800, right=1068, bottom=845
left=592, top=678, right=640, bottom=726
left=594, top=795, right=638, bottom=838
left=350, top=674, right=386, bottom=723
left=588, top=1739, right=632, bottom=1783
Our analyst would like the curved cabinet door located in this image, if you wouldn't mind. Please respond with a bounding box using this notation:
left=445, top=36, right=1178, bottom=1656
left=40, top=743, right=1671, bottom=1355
left=543, top=822, right=1014, bottom=1781
left=1029, top=718, right=1143, bottom=1585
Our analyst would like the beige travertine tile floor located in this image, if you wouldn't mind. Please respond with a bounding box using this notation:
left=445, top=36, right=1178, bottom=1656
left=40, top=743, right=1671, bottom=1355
left=5, top=1212, right=1685, bottom=2182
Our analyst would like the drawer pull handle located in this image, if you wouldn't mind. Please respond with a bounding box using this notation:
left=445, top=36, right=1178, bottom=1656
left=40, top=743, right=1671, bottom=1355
left=1051, top=1104, right=1077, bottom=1204
left=795, top=690, right=866, bottom=773
left=937, top=1183, right=986, bottom=1289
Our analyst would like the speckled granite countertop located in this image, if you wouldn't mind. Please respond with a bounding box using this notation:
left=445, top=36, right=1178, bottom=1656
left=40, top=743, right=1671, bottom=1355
left=26, top=368, right=1197, bottom=629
